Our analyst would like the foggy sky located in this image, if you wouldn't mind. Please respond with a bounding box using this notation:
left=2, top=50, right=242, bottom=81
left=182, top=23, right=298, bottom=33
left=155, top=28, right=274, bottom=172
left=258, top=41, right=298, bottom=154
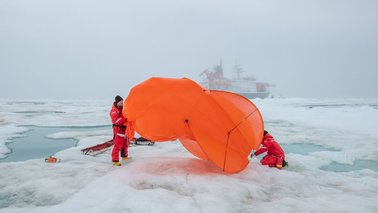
left=1, top=0, right=377, bottom=99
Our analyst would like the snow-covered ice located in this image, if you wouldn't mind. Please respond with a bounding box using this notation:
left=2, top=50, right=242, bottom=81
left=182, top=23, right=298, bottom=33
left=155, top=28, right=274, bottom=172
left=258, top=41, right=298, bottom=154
left=0, top=98, right=377, bottom=213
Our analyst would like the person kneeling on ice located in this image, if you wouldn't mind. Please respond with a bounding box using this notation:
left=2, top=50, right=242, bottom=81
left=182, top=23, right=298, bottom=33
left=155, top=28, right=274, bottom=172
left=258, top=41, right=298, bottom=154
left=110, top=95, right=129, bottom=166
left=250, top=130, right=288, bottom=169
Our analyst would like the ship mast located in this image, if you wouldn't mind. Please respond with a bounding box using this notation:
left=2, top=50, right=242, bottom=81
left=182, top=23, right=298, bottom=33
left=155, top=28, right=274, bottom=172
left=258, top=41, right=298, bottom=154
left=213, top=57, right=223, bottom=76
left=234, top=60, right=243, bottom=80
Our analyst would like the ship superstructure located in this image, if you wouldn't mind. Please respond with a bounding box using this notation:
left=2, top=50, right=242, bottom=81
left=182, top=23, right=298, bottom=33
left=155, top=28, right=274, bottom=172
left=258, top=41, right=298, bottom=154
left=199, top=60, right=272, bottom=99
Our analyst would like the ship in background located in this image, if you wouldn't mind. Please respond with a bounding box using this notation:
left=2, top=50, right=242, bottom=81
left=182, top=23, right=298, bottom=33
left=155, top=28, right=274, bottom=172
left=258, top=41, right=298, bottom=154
left=199, top=60, right=273, bottom=99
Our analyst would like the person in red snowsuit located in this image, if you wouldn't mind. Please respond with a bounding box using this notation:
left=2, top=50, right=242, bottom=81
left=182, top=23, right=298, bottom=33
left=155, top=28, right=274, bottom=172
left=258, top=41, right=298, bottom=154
left=251, top=130, right=287, bottom=169
left=110, top=95, right=129, bottom=166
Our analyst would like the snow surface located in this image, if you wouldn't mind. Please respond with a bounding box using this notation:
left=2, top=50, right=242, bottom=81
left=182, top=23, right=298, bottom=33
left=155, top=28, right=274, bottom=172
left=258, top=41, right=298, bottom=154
left=0, top=98, right=377, bottom=213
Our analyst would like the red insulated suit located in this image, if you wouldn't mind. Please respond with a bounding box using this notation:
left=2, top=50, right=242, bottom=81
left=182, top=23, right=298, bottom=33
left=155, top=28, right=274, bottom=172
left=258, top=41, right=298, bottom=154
left=254, top=133, right=285, bottom=169
left=110, top=104, right=129, bottom=162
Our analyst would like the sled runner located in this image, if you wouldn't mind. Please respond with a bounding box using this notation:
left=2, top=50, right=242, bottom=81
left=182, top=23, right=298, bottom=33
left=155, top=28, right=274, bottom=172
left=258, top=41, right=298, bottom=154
left=81, top=139, right=114, bottom=155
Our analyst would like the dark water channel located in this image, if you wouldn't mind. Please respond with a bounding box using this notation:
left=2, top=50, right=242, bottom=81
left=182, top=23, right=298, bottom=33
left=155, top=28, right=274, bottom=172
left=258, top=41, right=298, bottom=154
left=281, top=143, right=378, bottom=172
left=0, top=126, right=109, bottom=162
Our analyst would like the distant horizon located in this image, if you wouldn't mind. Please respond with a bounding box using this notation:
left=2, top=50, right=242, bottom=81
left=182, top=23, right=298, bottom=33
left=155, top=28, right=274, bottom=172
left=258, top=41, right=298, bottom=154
left=1, top=0, right=377, bottom=99
left=1, top=94, right=378, bottom=101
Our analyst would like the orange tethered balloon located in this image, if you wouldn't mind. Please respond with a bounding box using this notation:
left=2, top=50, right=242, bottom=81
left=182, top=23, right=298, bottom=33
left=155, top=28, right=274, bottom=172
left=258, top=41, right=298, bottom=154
left=123, top=77, right=264, bottom=173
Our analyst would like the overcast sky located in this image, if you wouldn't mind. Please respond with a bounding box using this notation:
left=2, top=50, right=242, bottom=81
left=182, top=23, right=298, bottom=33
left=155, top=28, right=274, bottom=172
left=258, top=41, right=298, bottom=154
left=0, top=0, right=377, bottom=99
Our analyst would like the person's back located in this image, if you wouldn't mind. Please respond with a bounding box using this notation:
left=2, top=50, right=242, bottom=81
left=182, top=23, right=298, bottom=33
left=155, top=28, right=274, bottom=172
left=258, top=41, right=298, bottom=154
left=263, top=134, right=285, bottom=158
left=252, top=130, right=287, bottom=169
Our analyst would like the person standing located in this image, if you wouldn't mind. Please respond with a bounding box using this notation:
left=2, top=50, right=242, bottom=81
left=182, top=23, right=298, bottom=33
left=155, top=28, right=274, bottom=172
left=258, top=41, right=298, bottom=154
left=110, top=95, right=129, bottom=166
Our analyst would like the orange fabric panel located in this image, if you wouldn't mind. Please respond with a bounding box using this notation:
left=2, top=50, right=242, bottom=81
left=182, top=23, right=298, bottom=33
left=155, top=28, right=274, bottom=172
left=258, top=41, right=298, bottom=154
left=179, top=137, right=209, bottom=160
left=124, top=77, right=200, bottom=141
left=123, top=77, right=264, bottom=173
left=209, top=90, right=264, bottom=150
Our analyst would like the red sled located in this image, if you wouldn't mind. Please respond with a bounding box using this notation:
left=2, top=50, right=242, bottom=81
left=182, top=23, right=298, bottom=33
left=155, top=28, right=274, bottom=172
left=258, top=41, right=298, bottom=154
left=81, top=139, right=114, bottom=155
left=81, top=137, right=155, bottom=156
